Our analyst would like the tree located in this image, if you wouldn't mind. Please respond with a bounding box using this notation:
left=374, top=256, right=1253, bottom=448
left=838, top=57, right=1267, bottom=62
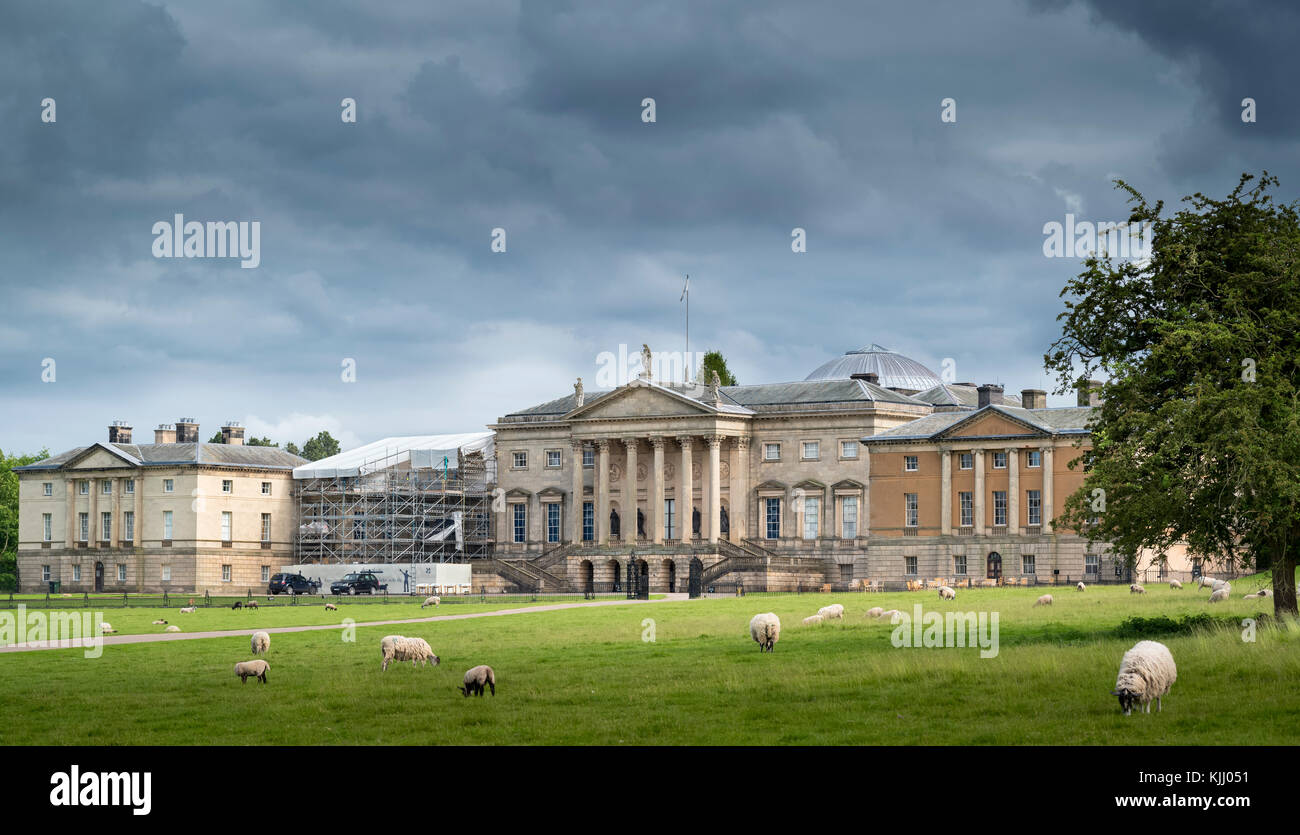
left=285, top=442, right=301, bottom=457
left=1046, top=172, right=1300, bottom=616
left=300, top=431, right=341, bottom=462
left=701, top=350, right=737, bottom=386
left=245, top=436, right=278, bottom=447
left=207, top=431, right=224, bottom=444
left=1, top=448, right=50, bottom=591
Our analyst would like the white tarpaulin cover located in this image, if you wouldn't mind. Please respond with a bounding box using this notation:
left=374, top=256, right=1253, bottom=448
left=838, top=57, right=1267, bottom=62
left=292, top=432, right=494, bottom=479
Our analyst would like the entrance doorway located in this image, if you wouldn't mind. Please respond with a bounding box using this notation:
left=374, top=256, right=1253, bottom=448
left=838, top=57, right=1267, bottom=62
left=987, top=552, right=1002, bottom=581
left=94, top=561, right=104, bottom=592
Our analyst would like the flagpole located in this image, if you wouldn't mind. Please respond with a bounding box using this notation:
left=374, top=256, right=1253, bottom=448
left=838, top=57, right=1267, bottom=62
left=681, top=274, right=690, bottom=383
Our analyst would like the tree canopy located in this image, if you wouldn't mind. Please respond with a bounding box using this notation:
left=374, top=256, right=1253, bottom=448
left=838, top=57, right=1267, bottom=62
left=1, top=448, right=50, bottom=591
left=300, top=431, right=341, bottom=462
left=701, top=350, right=737, bottom=386
left=1046, top=172, right=1300, bottom=615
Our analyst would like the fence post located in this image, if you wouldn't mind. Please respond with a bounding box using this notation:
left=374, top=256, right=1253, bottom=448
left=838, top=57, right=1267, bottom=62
left=123, top=591, right=128, bottom=608
left=204, top=590, right=211, bottom=608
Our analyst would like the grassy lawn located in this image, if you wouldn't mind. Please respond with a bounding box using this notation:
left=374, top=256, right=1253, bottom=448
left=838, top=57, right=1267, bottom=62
left=0, top=578, right=1294, bottom=745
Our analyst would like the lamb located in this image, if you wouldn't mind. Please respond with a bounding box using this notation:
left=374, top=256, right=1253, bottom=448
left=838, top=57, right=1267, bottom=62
left=231, top=601, right=243, bottom=610
left=165, top=625, right=181, bottom=632
left=1034, top=594, right=1053, bottom=607
left=152, top=619, right=168, bottom=625
left=1077, top=582, right=1086, bottom=592
left=251, top=631, right=271, bottom=655
left=1208, top=587, right=1229, bottom=603
left=749, top=613, right=780, bottom=652
left=1169, top=579, right=1183, bottom=590
left=234, top=659, right=269, bottom=684
left=460, top=664, right=496, bottom=697
left=938, top=586, right=956, bottom=601
left=816, top=603, right=845, bottom=620
left=179, top=606, right=197, bottom=614
left=865, top=606, right=885, bottom=618
left=380, top=635, right=440, bottom=671
left=324, top=603, right=338, bottom=611
left=1129, top=583, right=1146, bottom=594
left=1112, top=640, right=1176, bottom=715
left=421, top=596, right=441, bottom=609
left=802, top=614, right=824, bottom=626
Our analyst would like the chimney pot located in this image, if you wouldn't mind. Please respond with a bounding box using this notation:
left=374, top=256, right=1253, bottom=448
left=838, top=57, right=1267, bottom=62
left=977, top=384, right=1004, bottom=408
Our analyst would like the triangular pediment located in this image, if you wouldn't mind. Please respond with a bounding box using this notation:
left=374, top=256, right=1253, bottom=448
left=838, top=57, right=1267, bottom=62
left=567, top=380, right=715, bottom=421
left=66, top=443, right=141, bottom=470
left=937, top=407, right=1049, bottom=440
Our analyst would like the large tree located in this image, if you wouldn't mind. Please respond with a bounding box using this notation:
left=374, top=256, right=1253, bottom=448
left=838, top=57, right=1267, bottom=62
left=1, top=448, right=50, bottom=591
left=300, top=431, right=341, bottom=462
left=1046, top=173, right=1300, bottom=616
left=701, top=350, right=738, bottom=386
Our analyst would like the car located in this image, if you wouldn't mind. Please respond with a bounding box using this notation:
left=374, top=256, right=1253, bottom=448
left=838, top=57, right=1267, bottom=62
left=268, top=573, right=319, bottom=596
left=330, top=572, right=386, bottom=596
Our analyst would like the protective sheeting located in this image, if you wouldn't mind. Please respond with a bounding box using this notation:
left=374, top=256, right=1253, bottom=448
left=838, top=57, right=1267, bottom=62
left=292, top=432, right=494, bottom=479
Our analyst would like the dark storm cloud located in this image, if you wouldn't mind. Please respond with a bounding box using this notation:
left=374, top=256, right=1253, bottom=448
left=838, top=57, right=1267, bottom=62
left=1, top=0, right=1297, bottom=453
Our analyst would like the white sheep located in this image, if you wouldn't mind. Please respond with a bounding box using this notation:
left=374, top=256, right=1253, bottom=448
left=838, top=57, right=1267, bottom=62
left=1168, top=579, right=1182, bottom=590
left=179, top=606, right=197, bottom=614
left=421, top=596, right=441, bottom=609
left=251, top=631, right=270, bottom=655
left=1112, top=640, right=1176, bottom=715
left=938, top=586, right=956, bottom=601
left=380, top=635, right=440, bottom=671
left=1076, top=582, right=1086, bottom=592
left=749, top=613, right=780, bottom=652
left=816, top=603, right=845, bottom=620
left=879, top=609, right=904, bottom=623
left=865, top=606, right=885, bottom=618
left=1195, top=575, right=1214, bottom=590
left=100, top=623, right=115, bottom=634
left=1129, top=583, right=1146, bottom=594
left=152, top=619, right=168, bottom=625
left=1034, top=594, right=1053, bottom=607
left=802, top=614, right=824, bottom=626
left=1208, top=587, right=1229, bottom=603
left=165, top=625, right=181, bottom=632
left=234, top=659, right=269, bottom=684
left=324, top=603, right=338, bottom=611
left=460, top=664, right=496, bottom=697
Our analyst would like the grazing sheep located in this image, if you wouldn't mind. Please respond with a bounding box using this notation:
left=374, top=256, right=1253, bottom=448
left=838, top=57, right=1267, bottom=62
left=234, top=659, right=269, bottom=684
left=816, top=603, right=845, bottom=620
left=165, top=625, right=181, bottom=632
left=1169, top=579, right=1183, bottom=590
left=938, top=586, right=956, bottom=601
left=460, top=665, right=496, bottom=697
left=1129, top=583, right=1146, bottom=594
left=1208, top=587, right=1230, bottom=604
left=802, top=614, right=824, bottom=626
left=879, top=609, right=903, bottom=623
left=324, top=603, right=338, bottom=611
left=179, top=606, right=197, bottom=614
left=247, top=600, right=258, bottom=609
left=749, top=613, right=780, bottom=652
left=380, top=635, right=440, bottom=671
left=1034, top=594, right=1054, bottom=607
left=1112, top=640, right=1177, bottom=715
left=421, top=596, right=441, bottom=609
left=251, top=631, right=271, bottom=655
left=865, top=606, right=885, bottom=619
left=100, top=623, right=115, bottom=634
left=1243, top=591, right=1264, bottom=599
left=152, top=619, right=168, bottom=625
left=231, top=601, right=243, bottom=610
left=1077, top=582, right=1086, bottom=592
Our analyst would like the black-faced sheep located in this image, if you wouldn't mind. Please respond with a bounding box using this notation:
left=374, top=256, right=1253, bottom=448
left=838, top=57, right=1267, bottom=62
left=1112, top=640, right=1176, bottom=715
left=251, top=631, right=271, bottom=654
left=460, top=664, right=496, bottom=697
left=152, top=619, right=168, bottom=625
left=1129, top=583, right=1146, bottom=594
left=234, top=659, right=269, bottom=684
left=749, top=613, right=780, bottom=652
left=324, top=602, right=338, bottom=611
left=231, top=601, right=243, bottom=610
left=938, top=586, right=956, bottom=601
left=1077, top=582, right=1086, bottom=592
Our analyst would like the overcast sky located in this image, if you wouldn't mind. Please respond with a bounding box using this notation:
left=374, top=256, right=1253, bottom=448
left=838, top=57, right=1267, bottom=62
left=3, top=0, right=1298, bottom=455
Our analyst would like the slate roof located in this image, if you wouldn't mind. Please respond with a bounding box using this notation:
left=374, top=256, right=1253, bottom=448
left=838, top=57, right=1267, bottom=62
left=15, top=442, right=307, bottom=472
left=913, top=384, right=1023, bottom=408
left=862, top=405, right=1095, bottom=443
left=804, top=344, right=945, bottom=390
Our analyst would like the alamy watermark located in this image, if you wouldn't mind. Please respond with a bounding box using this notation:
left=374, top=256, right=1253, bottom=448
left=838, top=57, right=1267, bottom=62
left=0, top=605, right=105, bottom=658
left=152, top=214, right=260, bottom=268
left=888, top=604, right=1000, bottom=658
left=1042, top=214, right=1152, bottom=260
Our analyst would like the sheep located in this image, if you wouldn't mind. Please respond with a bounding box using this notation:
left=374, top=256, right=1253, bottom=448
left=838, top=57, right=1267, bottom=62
left=1111, top=640, right=1176, bottom=715
left=1242, top=591, right=1265, bottom=600
left=1034, top=594, right=1053, bottom=607
left=749, top=613, right=780, bottom=652
left=231, top=601, right=243, bottom=610
left=802, top=614, right=824, bottom=626
left=179, top=606, right=197, bottom=614
left=234, top=659, right=269, bottom=684
left=100, top=623, right=115, bottom=634
left=1077, top=582, right=1086, bottom=592
left=152, top=619, right=168, bottom=625
left=247, top=600, right=258, bottom=609
left=938, top=586, right=956, bottom=601
left=421, top=596, right=441, bottom=609
left=1260, top=588, right=1273, bottom=597
left=1129, top=583, right=1146, bottom=594
left=380, top=635, right=440, bottom=671
left=816, top=603, right=845, bottom=620
left=324, top=603, right=338, bottom=611
left=1208, top=587, right=1229, bottom=604
left=865, top=606, right=885, bottom=618
left=1169, top=579, right=1183, bottom=590
left=251, top=631, right=271, bottom=655
left=165, top=625, right=181, bottom=632
left=879, top=609, right=904, bottom=622
left=460, top=665, right=496, bottom=697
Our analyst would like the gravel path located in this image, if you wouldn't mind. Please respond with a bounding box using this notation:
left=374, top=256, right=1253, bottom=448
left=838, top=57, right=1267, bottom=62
left=0, top=594, right=688, bottom=653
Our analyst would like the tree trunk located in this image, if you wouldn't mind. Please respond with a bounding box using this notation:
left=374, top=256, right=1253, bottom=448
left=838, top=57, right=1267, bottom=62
left=1273, top=547, right=1297, bottom=617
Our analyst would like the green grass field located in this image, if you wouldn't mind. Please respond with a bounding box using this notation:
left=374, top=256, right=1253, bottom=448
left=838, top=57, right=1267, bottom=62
left=0, top=577, right=1295, bottom=745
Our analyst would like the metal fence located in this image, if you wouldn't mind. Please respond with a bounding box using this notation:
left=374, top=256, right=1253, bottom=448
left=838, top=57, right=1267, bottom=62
left=0, top=588, right=621, bottom=610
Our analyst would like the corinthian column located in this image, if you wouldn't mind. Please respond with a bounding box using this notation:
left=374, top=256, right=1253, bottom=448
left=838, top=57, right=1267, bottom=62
left=597, top=440, right=610, bottom=545
left=706, top=435, right=723, bottom=545
left=677, top=437, right=693, bottom=541
left=570, top=440, right=584, bottom=544
left=650, top=436, right=665, bottom=544
left=623, top=437, right=639, bottom=541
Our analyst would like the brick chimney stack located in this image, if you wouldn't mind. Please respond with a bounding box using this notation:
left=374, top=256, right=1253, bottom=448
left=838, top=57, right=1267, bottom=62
left=108, top=420, right=132, bottom=444
left=1021, top=389, right=1047, bottom=409
left=175, top=418, right=200, bottom=443
left=154, top=424, right=177, bottom=444
left=1077, top=380, right=1103, bottom=407
left=977, top=384, right=1004, bottom=408
left=221, top=422, right=245, bottom=445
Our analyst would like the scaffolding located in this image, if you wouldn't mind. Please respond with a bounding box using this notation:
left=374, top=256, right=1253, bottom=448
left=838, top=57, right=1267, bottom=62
left=293, top=447, right=494, bottom=564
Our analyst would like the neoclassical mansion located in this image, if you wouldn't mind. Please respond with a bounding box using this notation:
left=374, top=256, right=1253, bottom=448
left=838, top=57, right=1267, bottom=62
left=491, top=345, right=1112, bottom=593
